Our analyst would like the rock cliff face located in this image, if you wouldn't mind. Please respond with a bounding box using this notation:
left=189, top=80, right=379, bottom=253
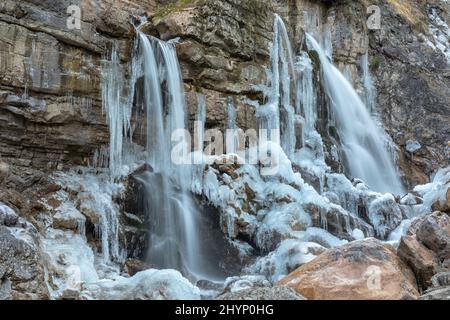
left=1, top=0, right=448, bottom=188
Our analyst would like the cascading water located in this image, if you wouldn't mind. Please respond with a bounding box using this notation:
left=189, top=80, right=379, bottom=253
left=360, top=52, right=377, bottom=115
left=360, top=52, right=400, bottom=169
left=306, top=34, right=404, bottom=194
left=134, top=30, right=222, bottom=281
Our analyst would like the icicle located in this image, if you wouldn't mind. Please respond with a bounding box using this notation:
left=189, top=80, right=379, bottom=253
left=257, top=14, right=297, bottom=159
left=101, top=42, right=133, bottom=179
left=226, top=97, right=239, bottom=154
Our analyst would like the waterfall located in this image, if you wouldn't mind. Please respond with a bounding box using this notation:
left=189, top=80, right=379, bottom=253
left=360, top=52, right=401, bottom=170
left=135, top=31, right=221, bottom=280
left=360, top=52, right=377, bottom=114
left=306, top=34, right=404, bottom=194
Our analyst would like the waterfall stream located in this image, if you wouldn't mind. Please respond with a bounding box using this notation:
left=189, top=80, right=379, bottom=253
left=306, top=34, right=405, bottom=194
left=134, top=31, right=223, bottom=281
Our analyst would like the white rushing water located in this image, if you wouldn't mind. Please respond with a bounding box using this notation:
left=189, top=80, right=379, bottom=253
left=135, top=30, right=221, bottom=281
left=306, top=34, right=404, bottom=195
left=360, top=52, right=377, bottom=114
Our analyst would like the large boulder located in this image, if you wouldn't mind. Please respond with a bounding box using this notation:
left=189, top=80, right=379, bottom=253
left=397, top=235, right=440, bottom=291
left=278, top=239, right=419, bottom=300
left=416, top=212, right=450, bottom=265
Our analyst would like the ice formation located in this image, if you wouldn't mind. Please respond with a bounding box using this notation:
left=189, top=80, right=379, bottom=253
left=30, top=13, right=449, bottom=300
left=428, top=7, right=450, bottom=64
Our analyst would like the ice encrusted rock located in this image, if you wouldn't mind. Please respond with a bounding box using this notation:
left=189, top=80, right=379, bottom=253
left=195, top=147, right=373, bottom=257
left=52, top=202, right=86, bottom=233
left=42, top=229, right=99, bottom=299
left=245, top=239, right=326, bottom=282
left=368, top=194, right=404, bottom=239
left=81, top=269, right=201, bottom=300
left=0, top=202, right=19, bottom=226
left=414, top=167, right=450, bottom=215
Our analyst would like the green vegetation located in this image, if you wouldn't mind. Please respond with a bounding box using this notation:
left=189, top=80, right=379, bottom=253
left=370, top=56, right=381, bottom=71
left=154, top=0, right=197, bottom=22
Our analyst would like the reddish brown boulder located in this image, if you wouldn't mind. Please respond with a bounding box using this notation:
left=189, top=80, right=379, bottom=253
left=278, top=239, right=419, bottom=300
left=397, top=235, right=440, bottom=291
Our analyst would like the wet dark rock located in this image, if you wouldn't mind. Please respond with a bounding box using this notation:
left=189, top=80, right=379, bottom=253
left=125, top=258, right=157, bottom=276
left=398, top=235, right=440, bottom=291
left=416, top=212, right=450, bottom=263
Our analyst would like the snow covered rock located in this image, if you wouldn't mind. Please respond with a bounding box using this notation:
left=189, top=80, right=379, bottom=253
left=368, top=194, right=404, bottom=239
left=278, top=239, right=419, bottom=300
left=432, top=187, right=450, bottom=213
left=245, top=239, right=326, bottom=282
left=81, top=269, right=201, bottom=300
left=406, top=140, right=422, bottom=154
left=42, top=229, right=99, bottom=300
left=420, top=286, right=450, bottom=300
left=414, top=167, right=450, bottom=214
left=0, top=202, right=18, bottom=226
left=52, top=202, right=86, bottom=233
